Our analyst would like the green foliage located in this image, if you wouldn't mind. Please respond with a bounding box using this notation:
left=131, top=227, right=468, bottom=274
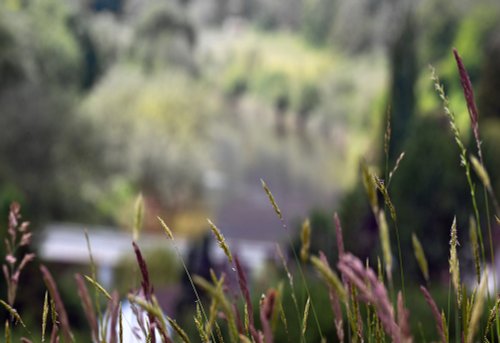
left=81, top=65, right=219, bottom=215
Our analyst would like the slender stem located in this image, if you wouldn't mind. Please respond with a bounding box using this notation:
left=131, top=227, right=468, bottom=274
left=284, top=224, right=324, bottom=340
left=172, top=240, right=216, bottom=343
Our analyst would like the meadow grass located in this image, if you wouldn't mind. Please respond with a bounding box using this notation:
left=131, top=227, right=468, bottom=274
left=1, top=49, right=500, bottom=342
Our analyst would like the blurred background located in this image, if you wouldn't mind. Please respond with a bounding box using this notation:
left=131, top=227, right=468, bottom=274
left=1, top=0, right=500, bottom=340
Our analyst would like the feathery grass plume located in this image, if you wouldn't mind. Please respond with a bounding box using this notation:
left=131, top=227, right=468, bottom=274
left=483, top=296, right=500, bottom=341
left=3, top=203, right=35, bottom=307
left=194, top=303, right=210, bottom=343
left=302, top=297, right=311, bottom=337
left=207, top=219, right=233, bottom=263
left=42, top=291, right=49, bottom=342
left=388, top=152, right=405, bottom=186
left=467, top=270, right=489, bottom=343
left=40, top=265, right=74, bottom=342
left=449, top=217, right=461, bottom=307
left=0, top=299, right=26, bottom=328
left=157, top=216, right=174, bottom=240
left=75, top=274, right=98, bottom=341
left=373, top=177, right=397, bottom=222
left=167, top=317, right=190, bottom=343
left=334, top=213, right=345, bottom=258
left=361, top=160, right=378, bottom=213
left=133, top=194, right=144, bottom=241
left=83, top=275, right=112, bottom=300
left=378, top=210, right=392, bottom=282
left=49, top=297, right=57, bottom=334
left=300, top=219, right=311, bottom=263
left=350, top=285, right=364, bottom=342
left=319, top=252, right=344, bottom=342
left=310, top=255, right=346, bottom=301
left=338, top=253, right=401, bottom=343
left=430, top=64, right=486, bottom=266
left=496, top=216, right=500, bottom=224
left=194, top=275, right=239, bottom=342
left=261, top=179, right=282, bottom=220
left=469, top=217, right=481, bottom=284
left=453, top=48, right=482, bottom=159
left=260, top=289, right=277, bottom=343
left=132, top=242, right=153, bottom=301
left=411, top=233, right=429, bottom=282
left=420, top=286, right=446, bottom=343
left=397, top=292, right=412, bottom=343
left=384, top=106, right=391, bottom=160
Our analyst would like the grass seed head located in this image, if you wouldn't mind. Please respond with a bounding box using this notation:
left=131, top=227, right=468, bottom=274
left=411, top=233, right=429, bottom=282
left=207, top=219, right=233, bottom=263
left=300, top=218, right=311, bottom=263
left=449, top=217, right=461, bottom=307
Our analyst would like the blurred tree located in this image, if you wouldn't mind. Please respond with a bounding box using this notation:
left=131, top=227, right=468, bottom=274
left=81, top=65, right=218, bottom=219
left=301, top=0, right=336, bottom=46
left=0, top=1, right=107, bottom=223
left=133, top=2, right=197, bottom=72
left=386, top=4, right=417, bottom=162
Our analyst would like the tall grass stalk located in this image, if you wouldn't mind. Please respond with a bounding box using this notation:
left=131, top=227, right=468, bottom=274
left=430, top=65, right=486, bottom=270
left=157, top=217, right=216, bottom=343
left=261, top=179, right=324, bottom=340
